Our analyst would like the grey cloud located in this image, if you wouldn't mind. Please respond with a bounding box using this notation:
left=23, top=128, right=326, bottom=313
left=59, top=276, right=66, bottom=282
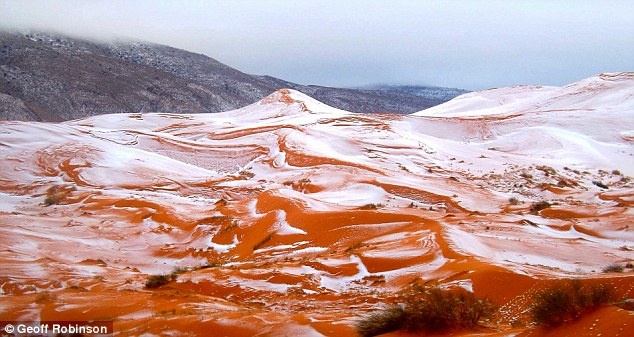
left=1, top=0, right=633, bottom=90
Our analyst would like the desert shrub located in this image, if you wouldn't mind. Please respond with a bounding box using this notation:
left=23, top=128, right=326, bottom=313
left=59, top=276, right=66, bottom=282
left=356, top=307, right=406, bottom=337
left=520, top=172, right=533, bottom=179
left=171, top=266, right=189, bottom=275
left=402, top=287, right=495, bottom=331
left=35, top=291, right=57, bottom=303
left=360, top=203, right=384, bottom=210
left=588, top=284, right=614, bottom=306
left=44, top=194, right=63, bottom=206
left=532, top=285, right=577, bottom=326
left=536, top=165, right=557, bottom=176
left=356, top=287, right=495, bottom=336
left=44, top=184, right=75, bottom=206
left=509, top=197, right=520, bottom=205
left=530, top=201, right=551, bottom=213
left=602, top=263, right=624, bottom=273
left=531, top=280, right=614, bottom=327
left=617, top=299, right=634, bottom=311
left=592, top=181, right=609, bottom=189
left=198, top=261, right=222, bottom=269
left=145, top=274, right=177, bottom=289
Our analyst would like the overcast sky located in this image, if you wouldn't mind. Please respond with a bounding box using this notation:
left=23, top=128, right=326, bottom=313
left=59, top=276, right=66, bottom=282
left=1, top=0, right=633, bottom=90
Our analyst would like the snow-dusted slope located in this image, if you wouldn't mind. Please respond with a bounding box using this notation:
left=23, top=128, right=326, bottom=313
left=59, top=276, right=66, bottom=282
left=414, top=72, right=634, bottom=117
left=413, top=85, right=559, bottom=118
left=411, top=72, right=634, bottom=175
left=1, top=75, right=633, bottom=336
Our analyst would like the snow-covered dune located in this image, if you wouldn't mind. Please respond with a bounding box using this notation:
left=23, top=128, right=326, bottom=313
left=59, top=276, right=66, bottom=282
left=1, top=74, right=633, bottom=336
left=411, top=72, right=634, bottom=175
left=414, top=72, right=634, bottom=117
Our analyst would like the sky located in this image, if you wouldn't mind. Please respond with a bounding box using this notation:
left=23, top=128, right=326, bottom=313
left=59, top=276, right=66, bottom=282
left=1, top=0, right=633, bottom=90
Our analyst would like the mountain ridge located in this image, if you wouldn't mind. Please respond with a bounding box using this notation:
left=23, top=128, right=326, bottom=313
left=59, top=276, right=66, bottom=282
left=0, top=31, right=467, bottom=121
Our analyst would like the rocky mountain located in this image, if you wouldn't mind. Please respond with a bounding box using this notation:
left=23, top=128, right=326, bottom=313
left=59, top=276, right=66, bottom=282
left=0, top=31, right=466, bottom=121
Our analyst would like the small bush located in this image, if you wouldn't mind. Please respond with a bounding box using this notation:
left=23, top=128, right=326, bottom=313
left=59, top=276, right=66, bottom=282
left=44, top=184, right=76, bottom=206
left=592, top=181, right=609, bottom=189
left=402, top=287, right=495, bottom=331
left=588, top=284, right=614, bottom=306
left=532, top=285, right=577, bottom=326
left=35, top=291, right=57, bottom=303
left=557, top=177, right=578, bottom=187
left=530, top=201, right=551, bottom=213
left=360, top=203, right=384, bottom=210
left=531, top=280, right=614, bottom=327
left=602, top=263, right=624, bottom=273
left=145, top=274, right=177, bottom=289
left=356, top=287, right=495, bottom=336
left=617, top=299, right=634, bottom=311
left=536, top=165, right=557, bottom=176
left=198, top=261, right=222, bottom=269
left=172, top=266, right=189, bottom=275
left=356, top=307, right=406, bottom=337
left=509, top=197, right=520, bottom=205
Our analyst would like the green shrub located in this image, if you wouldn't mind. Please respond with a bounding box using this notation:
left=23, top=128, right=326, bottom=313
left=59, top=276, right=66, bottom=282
left=531, top=280, right=614, bottom=327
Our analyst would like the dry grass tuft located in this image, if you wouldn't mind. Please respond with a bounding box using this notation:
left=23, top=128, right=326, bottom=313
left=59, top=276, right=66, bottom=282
left=531, top=280, right=615, bottom=327
left=356, top=287, right=495, bottom=337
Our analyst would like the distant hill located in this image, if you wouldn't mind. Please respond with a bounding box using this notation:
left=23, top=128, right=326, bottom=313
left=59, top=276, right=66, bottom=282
left=362, top=84, right=469, bottom=101
left=0, top=31, right=468, bottom=121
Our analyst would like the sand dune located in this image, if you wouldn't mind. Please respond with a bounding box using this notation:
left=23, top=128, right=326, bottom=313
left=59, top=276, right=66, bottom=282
left=1, top=73, right=633, bottom=336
